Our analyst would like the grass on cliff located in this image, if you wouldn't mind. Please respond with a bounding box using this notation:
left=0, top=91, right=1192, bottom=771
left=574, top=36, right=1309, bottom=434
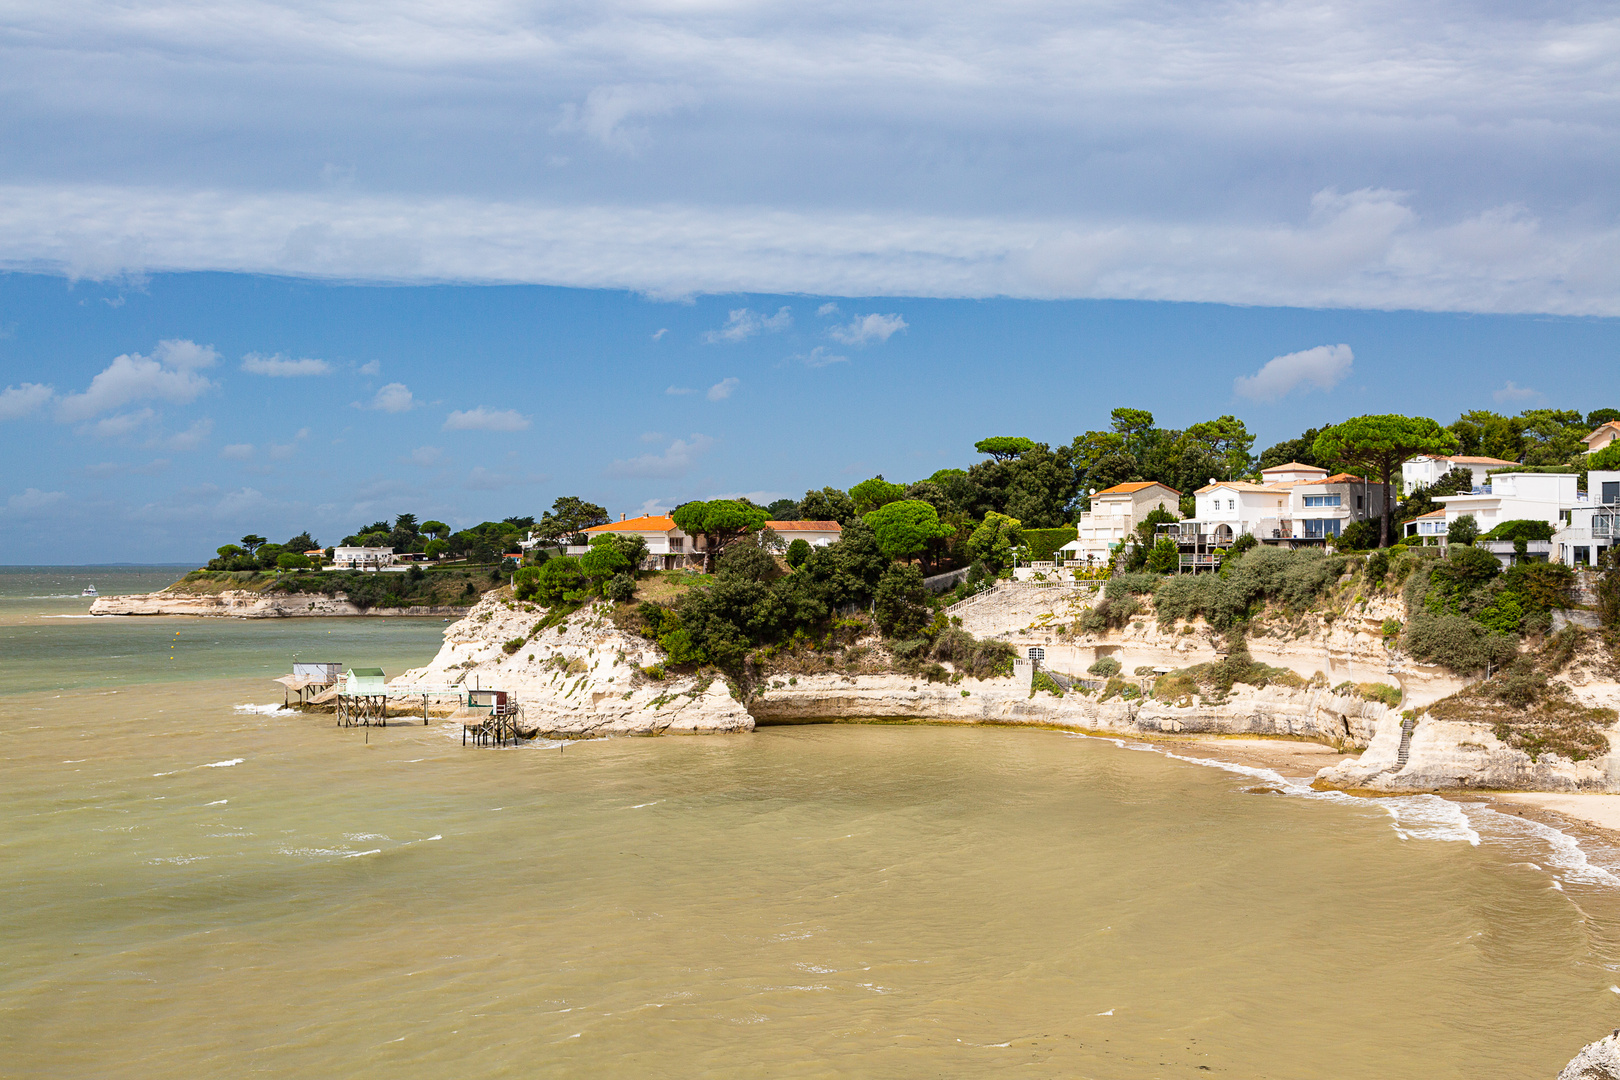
left=1426, top=628, right=1616, bottom=762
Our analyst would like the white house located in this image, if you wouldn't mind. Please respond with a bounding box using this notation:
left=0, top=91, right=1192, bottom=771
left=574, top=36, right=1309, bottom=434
left=1404, top=509, right=1448, bottom=541
left=1401, top=454, right=1519, bottom=492
left=331, top=546, right=395, bottom=570
left=579, top=514, right=704, bottom=571
left=1058, top=482, right=1181, bottom=566
left=1584, top=422, right=1620, bottom=455
left=1434, top=472, right=1580, bottom=534
left=1553, top=470, right=1620, bottom=567
left=764, top=520, right=843, bottom=549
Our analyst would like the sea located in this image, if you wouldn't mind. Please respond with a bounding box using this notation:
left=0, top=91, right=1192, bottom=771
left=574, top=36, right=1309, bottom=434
left=3, top=565, right=1620, bottom=1078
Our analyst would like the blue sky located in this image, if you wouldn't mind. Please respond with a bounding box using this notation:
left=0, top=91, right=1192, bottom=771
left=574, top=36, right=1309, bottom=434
left=1, top=2, right=1619, bottom=560
left=2, top=272, right=1618, bottom=563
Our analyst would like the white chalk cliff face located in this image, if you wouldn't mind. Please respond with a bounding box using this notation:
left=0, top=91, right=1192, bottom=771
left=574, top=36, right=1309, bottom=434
left=397, top=593, right=754, bottom=737
left=1561, top=1032, right=1620, bottom=1079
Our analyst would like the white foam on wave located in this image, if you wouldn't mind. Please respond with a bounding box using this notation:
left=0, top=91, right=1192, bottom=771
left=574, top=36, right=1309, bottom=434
left=234, top=703, right=296, bottom=716
left=344, top=849, right=383, bottom=858
left=203, top=758, right=243, bottom=768
left=205, top=799, right=227, bottom=806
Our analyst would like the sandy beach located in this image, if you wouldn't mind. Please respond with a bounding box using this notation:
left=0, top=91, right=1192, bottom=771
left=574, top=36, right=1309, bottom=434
left=1158, top=735, right=1354, bottom=780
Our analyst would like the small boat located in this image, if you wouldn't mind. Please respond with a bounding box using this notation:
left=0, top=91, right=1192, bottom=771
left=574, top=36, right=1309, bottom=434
left=81, top=584, right=98, bottom=597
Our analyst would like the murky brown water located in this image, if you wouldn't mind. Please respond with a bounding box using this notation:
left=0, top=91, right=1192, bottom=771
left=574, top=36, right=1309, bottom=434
left=4, top=587, right=1620, bottom=1078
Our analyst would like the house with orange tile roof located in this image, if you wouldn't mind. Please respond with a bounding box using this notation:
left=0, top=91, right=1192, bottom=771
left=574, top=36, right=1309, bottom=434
left=1166, top=472, right=1391, bottom=566
left=763, top=520, right=842, bottom=550
left=1057, top=481, right=1181, bottom=567
left=579, top=513, right=704, bottom=571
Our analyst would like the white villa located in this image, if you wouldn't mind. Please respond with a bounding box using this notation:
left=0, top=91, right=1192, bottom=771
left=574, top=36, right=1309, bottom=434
left=1164, top=471, right=1391, bottom=570
left=1056, top=482, right=1182, bottom=567
left=330, top=546, right=396, bottom=570
left=1400, top=454, right=1519, bottom=492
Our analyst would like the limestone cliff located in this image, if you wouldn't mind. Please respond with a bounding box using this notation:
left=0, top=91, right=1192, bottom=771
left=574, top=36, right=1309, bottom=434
left=91, top=589, right=470, bottom=618
left=749, top=669, right=1392, bottom=746
left=1561, top=1033, right=1620, bottom=1079
left=396, top=593, right=754, bottom=738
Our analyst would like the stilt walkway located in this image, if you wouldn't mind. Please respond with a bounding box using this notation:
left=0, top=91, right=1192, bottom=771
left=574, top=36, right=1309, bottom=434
left=462, top=701, right=525, bottom=747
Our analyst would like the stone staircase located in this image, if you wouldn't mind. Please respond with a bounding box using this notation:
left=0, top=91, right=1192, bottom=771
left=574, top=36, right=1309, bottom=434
left=1396, top=718, right=1416, bottom=769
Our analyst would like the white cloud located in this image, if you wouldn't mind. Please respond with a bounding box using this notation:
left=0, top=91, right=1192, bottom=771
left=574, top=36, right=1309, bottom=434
left=1233, top=344, right=1354, bottom=403
left=220, top=443, right=254, bottom=460
left=464, top=465, right=547, bottom=491
left=665, top=385, right=694, bottom=395
left=638, top=497, right=674, bottom=517
left=651, top=328, right=668, bottom=340
left=156, top=418, right=213, bottom=452
left=5, top=488, right=67, bottom=515
left=607, top=434, right=715, bottom=479
left=1493, top=381, right=1542, bottom=404
left=358, top=360, right=381, bottom=376
left=443, top=406, right=530, bottom=431
left=91, top=408, right=156, bottom=438
left=268, top=442, right=297, bottom=460
left=369, top=382, right=415, bottom=413
left=56, top=340, right=217, bottom=421
left=795, top=346, right=848, bottom=368
left=817, top=303, right=840, bottom=317
left=6, top=8, right=1620, bottom=314
left=702, top=307, right=792, bottom=344
left=829, top=313, right=908, bottom=346
left=0, top=382, right=53, bottom=420
left=241, top=352, right=331, bottom=376
left=706, top=377, right=739, bottom=401
left=553, top=83, right=699, bottom=153
left=408, top=445, right=443, bottom=467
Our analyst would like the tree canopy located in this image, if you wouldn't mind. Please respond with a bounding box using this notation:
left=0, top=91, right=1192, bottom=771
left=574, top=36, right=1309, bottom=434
left=671, top=499, right=769, bottom=571
left=864, top=499, right=954, bottom=571
left=1313, top=415, right=1457, bottom=547
left=849, top=476, right=906, bottom=514
left=974, top=436, right=1038, bottom=461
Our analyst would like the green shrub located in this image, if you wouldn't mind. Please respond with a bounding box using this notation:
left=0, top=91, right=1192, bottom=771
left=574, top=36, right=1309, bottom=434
left=1022, top=526, right=1078, bottom=562
left=1088, top=656, right=1122, bottom=677
left=1030, top=670, right=1065, bottom=697
left=502, top=638, right=524, bottom=655
left=1402, top=612, right=1519, bottom=673
left=1105, top=572, right=1160, bottom=599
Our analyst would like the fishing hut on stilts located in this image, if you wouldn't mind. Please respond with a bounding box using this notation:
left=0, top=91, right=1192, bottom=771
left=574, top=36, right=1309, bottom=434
left=460, top=688, right=525, bottom=747
left=336, top=667, right=392, bottom=727
left=274, top=662, right=342, bottom=708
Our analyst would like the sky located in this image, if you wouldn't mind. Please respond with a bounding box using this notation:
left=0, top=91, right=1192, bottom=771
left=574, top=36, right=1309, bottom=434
left=1, top=1, right=1619, bottom=561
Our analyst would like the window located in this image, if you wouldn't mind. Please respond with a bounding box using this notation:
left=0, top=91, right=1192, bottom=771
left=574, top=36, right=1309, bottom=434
left=1303, top=519, right=1343, bottom=539
left=1575, top=547, right=1591, bottom=566
left=1356, top=495, right=1364, bottom=509
left=1303, top=495, right=1342, bottom=508
left=1227, top=499, right=1235, bottom=510
left=669, top=537, right=684, bottom=551
left=1604, top=482, right=1619, bottom=505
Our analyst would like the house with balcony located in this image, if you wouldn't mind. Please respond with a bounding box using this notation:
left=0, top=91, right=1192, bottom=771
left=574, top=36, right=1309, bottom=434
left=1055, top=482, right=1181, bottom=567
left=1553, top=469, right=1620, bottom=567
left=1164, top=474, right=1391, bottom=570
left=578, top=514, right=705, bottom=571
left=1435, top=471, right=1581, bottom=566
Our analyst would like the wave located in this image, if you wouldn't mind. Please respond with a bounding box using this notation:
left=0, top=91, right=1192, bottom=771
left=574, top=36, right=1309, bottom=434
left=234, top=703, right=297, bottom=716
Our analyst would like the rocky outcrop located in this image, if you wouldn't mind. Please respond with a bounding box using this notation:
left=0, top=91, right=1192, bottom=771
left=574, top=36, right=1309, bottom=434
left=750, top=672, right=1392, bottom=746
left=1561, top=1032, right=1620, bottom=1079
left=396, top=594, right=753, bottom=738
left=91, top=590, right=470, bottom=618
left=1315, top=715, right=1620, bottom=793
